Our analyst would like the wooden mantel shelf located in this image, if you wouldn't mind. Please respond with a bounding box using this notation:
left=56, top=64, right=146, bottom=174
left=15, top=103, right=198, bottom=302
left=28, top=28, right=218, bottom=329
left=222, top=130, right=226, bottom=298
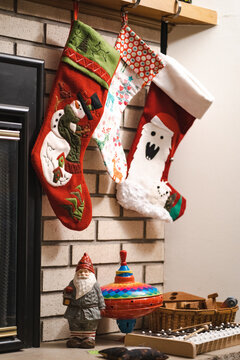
left=85, top=0, right=218, bottom=25
left=32, top=0, right=217, bottom=26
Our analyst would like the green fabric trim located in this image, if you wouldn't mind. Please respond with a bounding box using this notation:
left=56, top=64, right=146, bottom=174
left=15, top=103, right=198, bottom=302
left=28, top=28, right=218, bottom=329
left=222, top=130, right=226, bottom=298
left=62, top=56, right=109, bottom=89
left=63, top=20, right=120, bottom=87
left=62, top=185, right=85, bottom=222
left=170, top=196, right=182, bottom=221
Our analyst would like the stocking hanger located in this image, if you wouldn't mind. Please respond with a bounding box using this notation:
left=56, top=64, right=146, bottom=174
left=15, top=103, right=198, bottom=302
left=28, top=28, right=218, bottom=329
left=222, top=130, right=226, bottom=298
left=121, top=0, right=141, bottom=25
left=121, top=0, right=141, bottom=14
left=161, top=0, right=181, bottom=55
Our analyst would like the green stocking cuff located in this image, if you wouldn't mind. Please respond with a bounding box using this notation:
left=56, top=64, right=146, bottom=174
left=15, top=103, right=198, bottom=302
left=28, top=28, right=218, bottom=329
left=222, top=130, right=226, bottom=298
left=62, top=20, right=120, bottom=89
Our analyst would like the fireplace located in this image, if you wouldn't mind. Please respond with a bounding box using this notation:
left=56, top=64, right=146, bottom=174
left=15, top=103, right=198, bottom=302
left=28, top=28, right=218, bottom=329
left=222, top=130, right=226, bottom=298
left=0, top=54, right=44, bottom=352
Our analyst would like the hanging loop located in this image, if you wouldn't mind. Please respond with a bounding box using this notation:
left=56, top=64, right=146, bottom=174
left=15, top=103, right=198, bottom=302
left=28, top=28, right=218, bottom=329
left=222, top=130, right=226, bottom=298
left=121, top=11, right=129, bottom=26
left=162, top=0, right=181, bottom=23
left=121, top=0, right=141, bottom=25
left=73, top=0, right=80, bottom=21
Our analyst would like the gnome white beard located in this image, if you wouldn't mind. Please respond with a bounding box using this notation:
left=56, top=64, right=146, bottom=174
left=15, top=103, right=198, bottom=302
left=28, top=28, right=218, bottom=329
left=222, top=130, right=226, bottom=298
left=73, top=272, right=96, bottom=299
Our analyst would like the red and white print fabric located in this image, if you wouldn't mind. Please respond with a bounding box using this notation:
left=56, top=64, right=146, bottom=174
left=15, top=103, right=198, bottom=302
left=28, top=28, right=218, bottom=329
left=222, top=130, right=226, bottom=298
left=115, top=24, right=164, bottom=86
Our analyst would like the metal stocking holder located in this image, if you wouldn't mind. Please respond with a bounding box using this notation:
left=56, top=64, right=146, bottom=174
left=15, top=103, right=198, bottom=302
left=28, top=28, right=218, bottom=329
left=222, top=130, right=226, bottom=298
left=120, top=0, right=141, bottom=24
left=121, top=0, right=141, bottom=14
left=161, top=0, right=181, bottom=55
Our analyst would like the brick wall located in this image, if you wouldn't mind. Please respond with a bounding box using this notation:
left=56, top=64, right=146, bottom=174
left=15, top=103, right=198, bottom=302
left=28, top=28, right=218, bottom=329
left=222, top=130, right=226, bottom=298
left=0, top=0, right=164, bottom=342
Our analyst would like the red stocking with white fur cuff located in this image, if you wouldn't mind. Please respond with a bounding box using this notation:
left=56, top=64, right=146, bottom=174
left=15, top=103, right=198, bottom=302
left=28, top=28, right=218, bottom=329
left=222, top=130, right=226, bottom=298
left=116, top=54, right=214, bottom=222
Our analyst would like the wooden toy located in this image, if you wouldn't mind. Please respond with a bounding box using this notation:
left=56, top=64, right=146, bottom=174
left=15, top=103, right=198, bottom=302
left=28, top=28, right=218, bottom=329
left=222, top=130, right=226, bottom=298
left=148, top=291, right=238, bottom=331
left=125, top=322, right=240, bottom=358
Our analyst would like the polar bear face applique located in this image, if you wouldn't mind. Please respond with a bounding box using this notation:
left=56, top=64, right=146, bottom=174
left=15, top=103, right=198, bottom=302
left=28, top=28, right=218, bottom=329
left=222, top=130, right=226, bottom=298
left=128, top=115, right=174, bottom=186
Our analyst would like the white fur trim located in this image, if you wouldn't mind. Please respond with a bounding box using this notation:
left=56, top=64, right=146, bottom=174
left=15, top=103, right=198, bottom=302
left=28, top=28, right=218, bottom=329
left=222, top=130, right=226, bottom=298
left=154, top=53, right=214, bottom=119
left=116, top=180, right=173, bottom=222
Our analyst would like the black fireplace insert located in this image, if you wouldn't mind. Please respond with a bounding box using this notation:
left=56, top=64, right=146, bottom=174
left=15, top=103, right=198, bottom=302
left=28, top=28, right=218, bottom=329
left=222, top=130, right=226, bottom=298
left=0, top=54, right=44, bottom=352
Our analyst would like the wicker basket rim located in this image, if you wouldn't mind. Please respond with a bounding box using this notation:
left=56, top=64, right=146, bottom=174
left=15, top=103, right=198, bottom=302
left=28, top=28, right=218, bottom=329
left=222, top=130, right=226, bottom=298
left=154, top=305, right=239, bottom=315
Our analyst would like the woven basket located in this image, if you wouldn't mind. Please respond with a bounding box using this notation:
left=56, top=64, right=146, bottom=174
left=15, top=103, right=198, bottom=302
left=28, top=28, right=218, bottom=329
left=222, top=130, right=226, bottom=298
left=148, top=302, right=238, bottom=331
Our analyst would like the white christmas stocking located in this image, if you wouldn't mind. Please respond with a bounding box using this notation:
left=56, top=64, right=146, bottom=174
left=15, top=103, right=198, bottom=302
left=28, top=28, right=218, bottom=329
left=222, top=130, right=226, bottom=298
left=92, top=13, right=164, bottom=183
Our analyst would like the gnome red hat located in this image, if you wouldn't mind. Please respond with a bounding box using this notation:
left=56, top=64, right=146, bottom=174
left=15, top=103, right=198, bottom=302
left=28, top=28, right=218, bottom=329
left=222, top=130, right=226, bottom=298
left=76, top=253, right=95, bottom=274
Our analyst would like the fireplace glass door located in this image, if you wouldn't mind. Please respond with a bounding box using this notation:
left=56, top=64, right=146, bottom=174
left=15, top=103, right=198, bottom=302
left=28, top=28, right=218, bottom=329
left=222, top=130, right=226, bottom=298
left=0, top=122, right=22, bottom=339
left=0, top=54, right=44, bottom=352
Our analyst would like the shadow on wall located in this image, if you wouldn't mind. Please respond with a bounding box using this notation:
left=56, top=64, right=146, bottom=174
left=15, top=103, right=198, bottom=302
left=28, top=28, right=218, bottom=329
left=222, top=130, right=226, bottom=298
left=168, top=24, right=214, bottom=45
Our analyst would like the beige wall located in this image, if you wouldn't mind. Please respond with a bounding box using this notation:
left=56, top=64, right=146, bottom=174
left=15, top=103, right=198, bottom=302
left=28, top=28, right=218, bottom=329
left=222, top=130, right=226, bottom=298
left=0, top=0, right=164, bottom=342
left=164, top=0, right=240, bottom=321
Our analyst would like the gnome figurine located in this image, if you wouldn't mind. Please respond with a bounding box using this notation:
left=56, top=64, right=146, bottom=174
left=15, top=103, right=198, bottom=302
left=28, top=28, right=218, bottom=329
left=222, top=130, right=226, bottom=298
left=63, top=253, right=105, bottom=348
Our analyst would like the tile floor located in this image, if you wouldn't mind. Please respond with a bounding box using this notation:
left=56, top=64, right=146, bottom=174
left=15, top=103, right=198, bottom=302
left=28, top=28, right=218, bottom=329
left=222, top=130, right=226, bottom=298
left=0, top=335, right=239, bottom=360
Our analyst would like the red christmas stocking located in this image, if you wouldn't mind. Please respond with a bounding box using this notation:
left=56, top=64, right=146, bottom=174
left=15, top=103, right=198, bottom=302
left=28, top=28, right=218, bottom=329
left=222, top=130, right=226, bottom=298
left=117, top=54, right=214, bottom=222
left=31, top=20, right=120, bottom=230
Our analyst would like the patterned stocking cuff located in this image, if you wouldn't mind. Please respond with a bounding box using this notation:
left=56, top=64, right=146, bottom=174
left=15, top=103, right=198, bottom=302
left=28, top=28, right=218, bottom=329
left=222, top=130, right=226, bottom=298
left=115, top=24, right=165, bottom=86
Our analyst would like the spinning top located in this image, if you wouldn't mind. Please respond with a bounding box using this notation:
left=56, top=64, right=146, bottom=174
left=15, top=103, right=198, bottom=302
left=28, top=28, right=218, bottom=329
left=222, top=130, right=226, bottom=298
left=101, top=250, right=163, bottom=333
